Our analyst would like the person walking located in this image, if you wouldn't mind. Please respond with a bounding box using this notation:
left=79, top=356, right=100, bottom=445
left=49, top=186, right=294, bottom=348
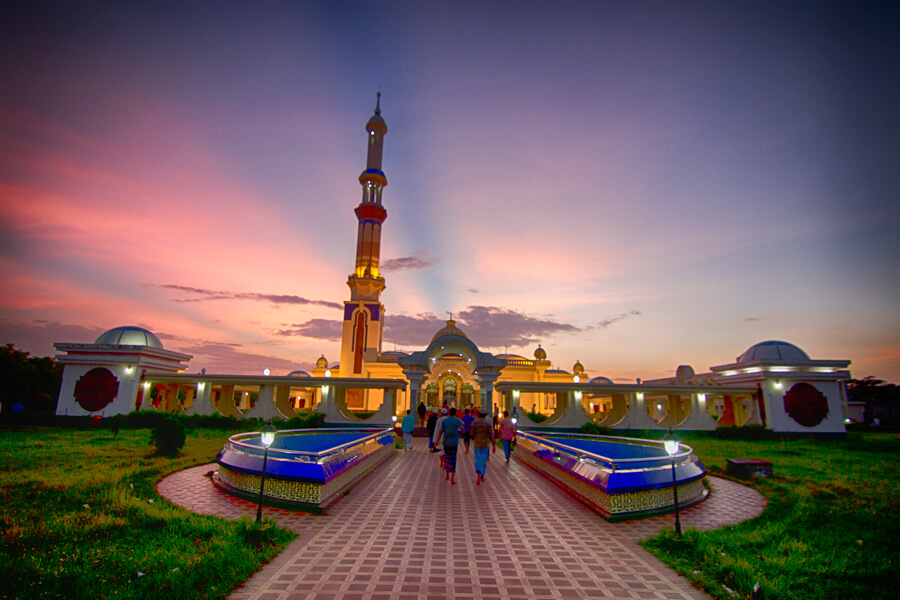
left=435, top=407, right=462, bottom=484
left=432, top=408, right=448, bottom=455
left=426, top=410, right=438, bottom=452
left=499, top=410, right=517, bottom=463
left=417, top=401, right=427, bottom=427
left=401, top=409, right=416, bottom=452
left=471, top=410, right=495, bottom=485
left=461, top=407, right=475, bottom=453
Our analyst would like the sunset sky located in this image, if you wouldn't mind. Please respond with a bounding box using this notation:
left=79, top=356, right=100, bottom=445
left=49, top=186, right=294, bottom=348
left=2, top=1, right=898, bottom=383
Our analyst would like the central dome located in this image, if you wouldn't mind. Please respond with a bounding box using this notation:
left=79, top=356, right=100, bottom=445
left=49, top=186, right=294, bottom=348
left=432, top=319, right=468, bottom=342
left=737, top=341, right=810, bottom=363
left=95, top=326, right=163, bottom=349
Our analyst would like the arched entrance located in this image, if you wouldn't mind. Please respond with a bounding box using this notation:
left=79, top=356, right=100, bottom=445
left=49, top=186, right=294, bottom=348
left=442, top=376, right=457, bottom=406
left=398, top=319, right=506, bottom=413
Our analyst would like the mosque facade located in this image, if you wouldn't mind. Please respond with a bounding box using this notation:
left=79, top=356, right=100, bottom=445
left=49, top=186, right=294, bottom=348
left=54, top=96, right=852, bottom=433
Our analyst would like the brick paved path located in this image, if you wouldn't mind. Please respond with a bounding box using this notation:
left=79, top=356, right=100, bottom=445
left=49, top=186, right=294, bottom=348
left=158, top=442, right=766, bottom=600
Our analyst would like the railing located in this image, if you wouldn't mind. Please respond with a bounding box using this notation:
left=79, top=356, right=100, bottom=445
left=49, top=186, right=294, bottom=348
left=501, top=359, right=536, bottom=366
left=518, top=430, right=694, bottom=471
left=224, top=428, right=392, bottom=465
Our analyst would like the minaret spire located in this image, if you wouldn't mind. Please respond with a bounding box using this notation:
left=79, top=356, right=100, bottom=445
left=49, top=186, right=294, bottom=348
left=348, top=92, right=388, bottom=300
left=340, top=94, right=389, bottom=375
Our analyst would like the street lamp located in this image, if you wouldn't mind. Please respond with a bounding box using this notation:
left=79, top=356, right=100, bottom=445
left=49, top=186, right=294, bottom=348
left=663, top=429, right=682, bottom=536
left=256, top=423, right=277, bottom=523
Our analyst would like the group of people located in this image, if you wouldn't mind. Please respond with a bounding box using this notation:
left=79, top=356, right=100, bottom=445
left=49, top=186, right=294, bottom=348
left=400, top=403, right=518, bottom=486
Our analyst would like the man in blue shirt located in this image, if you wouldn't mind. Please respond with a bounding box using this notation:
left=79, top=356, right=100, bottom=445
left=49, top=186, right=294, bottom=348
left=401, top=409, right=416, bottom=452
left=435, top=407, right=462, bottom=484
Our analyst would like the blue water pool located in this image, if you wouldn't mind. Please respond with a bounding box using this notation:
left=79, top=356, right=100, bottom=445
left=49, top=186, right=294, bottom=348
left=214, top=428, right=395, bottom=512
left=517, top=432, right=708, bottom=520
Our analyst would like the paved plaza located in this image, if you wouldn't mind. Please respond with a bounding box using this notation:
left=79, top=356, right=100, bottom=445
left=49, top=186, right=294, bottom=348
left=157, top=441, right=766, bottom=600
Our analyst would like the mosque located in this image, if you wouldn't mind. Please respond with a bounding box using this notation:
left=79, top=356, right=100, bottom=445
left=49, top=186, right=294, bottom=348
left=54, top=95, right=852, bottom=433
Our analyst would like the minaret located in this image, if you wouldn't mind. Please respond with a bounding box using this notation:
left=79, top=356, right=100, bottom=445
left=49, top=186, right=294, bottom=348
left=341, top=94, right=388, bottom=375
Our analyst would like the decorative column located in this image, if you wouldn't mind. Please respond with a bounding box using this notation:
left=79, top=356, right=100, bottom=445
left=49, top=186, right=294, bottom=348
left=185, top=381, right=215, bottom=416
left=475, top=371, right=500, bottom=415
left=403, top=369, right=426, bottom=409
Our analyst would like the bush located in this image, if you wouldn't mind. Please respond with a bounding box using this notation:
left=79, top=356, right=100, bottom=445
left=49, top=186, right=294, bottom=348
left=106, top=413, right=127, bottom=437
left=150, top=416, right=187, bottom=457
left=525, top=411, right=548, bottom=423
left=283, top=412, right=326, bottom=430
left=581, top=422, right=614, bottom=436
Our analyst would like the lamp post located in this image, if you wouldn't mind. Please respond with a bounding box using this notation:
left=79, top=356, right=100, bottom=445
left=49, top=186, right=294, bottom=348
left=663, top=429, right=682, bottom=536
left=256, top=423, right=277, bottom=524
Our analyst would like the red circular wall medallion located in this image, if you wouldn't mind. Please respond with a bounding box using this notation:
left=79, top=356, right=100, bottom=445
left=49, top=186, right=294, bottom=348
left=783, top=382, right=828, bottom=427
left=74, top=367, right=120, bottom=412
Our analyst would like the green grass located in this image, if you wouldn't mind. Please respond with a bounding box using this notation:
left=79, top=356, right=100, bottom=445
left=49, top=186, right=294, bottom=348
left=0, top=428, right=295, bottom=600
left=642, top=432, right=900, bottom=600
left=3, top=427, right=898, bottom=600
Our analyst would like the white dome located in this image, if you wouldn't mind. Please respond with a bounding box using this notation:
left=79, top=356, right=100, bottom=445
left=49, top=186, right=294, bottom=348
left=95, top=326, right=163, bottom=349
left=737, top=341, right=810, bottom=363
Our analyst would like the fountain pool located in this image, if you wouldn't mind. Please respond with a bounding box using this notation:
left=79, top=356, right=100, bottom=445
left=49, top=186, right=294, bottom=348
left=213, top=428, right=395, bottom=513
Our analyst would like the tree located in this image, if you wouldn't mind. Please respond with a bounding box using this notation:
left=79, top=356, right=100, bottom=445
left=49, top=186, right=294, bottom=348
left=0, top=344, right=64, bottom=416
left=847, top=377, right=900, bottom=426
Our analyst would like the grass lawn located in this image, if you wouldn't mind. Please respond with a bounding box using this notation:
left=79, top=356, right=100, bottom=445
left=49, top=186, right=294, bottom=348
left=2, top=426, right=898, bottom=600
left=642, top=431, right=900, bottom=600
left=0, top=427, right=295, bottom=600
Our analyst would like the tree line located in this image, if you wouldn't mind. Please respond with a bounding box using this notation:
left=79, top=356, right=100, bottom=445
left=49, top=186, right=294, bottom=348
left=0, top=344, right=63, bottom=417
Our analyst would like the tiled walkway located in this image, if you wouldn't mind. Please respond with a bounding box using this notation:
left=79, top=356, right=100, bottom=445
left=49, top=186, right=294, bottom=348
left=158, top=443, right=767, bottom=600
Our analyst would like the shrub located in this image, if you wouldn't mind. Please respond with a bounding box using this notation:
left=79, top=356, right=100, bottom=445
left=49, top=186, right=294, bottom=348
left=106, top=413, right=127, bottom=438
left=525, top=411, right=548, bottom=423
left=283, top=412, right=326, bottom=430
left=581, top=422, right=614, bottom=436
left=150, top=416, right=187, bottom=457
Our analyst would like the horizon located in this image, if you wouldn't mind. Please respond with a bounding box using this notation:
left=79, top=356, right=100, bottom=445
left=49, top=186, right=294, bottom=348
left=1, top=2, right=898, bottom=383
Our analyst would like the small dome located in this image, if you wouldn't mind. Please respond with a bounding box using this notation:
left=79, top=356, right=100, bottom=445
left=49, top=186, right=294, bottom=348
left=533, top=345, right=547, bottom=360
left=589, top=376, right=614, bottom=385
left=316, top=355, right=328, bottom=369
left=676, top=365, right=695, bottom=383
left=737, top=341, right=810, bottom=363
left=431, top=319, right=468, bottom=342
left=496, top=354, right=527, bottom=360
left=573, top=360, right=584, bottom=375
left=95, top=326, right=163, bottom=349
left=288, top=370, right=311, bottom=378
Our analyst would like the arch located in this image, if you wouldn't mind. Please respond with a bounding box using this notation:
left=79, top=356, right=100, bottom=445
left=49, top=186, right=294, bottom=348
left=398, top=333, right=505, bottom=375
left=352, top=309, right=368, bottom=374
